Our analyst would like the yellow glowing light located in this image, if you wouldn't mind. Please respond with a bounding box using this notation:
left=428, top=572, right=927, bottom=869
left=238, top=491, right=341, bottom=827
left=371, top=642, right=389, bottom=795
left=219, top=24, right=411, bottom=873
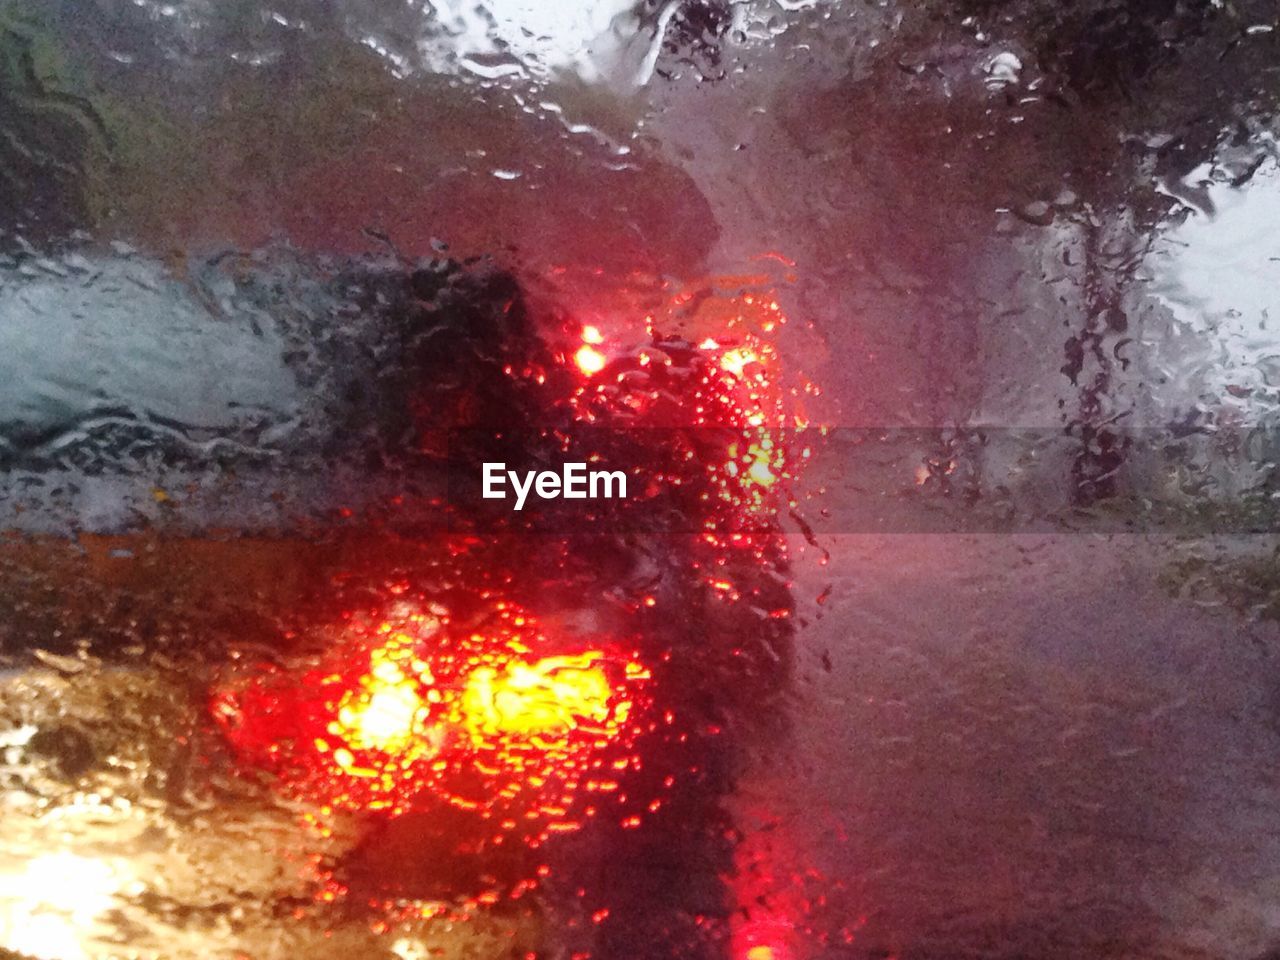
left=335, top=655, right=427, bottom=752
left=574, top=344, right=607, bottom=376
left=746, top=447, right=778, bottom=488
left=726, top=437, right=781, bottom=492
left=462, top=653, right=613, bottom=738
left=720, top=347, right=760, bottom=378
left=581, top=325, right=605, bottom=345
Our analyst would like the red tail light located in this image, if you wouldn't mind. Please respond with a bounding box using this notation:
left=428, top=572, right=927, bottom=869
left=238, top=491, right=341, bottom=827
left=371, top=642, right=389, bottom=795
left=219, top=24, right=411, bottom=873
left=212, top=603, right=650, bottom=836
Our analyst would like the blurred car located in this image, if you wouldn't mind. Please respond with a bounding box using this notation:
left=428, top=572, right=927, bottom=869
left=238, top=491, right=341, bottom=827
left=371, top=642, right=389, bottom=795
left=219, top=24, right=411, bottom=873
left=0, top=248, right=799, bottom=960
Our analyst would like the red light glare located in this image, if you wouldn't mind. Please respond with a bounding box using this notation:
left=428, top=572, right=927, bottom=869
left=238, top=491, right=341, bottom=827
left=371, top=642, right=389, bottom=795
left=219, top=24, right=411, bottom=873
left=212, top=604, right=652, bottom=838
left=733, top=909, right=799, bottom=960
left=548, top=278, right=812, bottom=608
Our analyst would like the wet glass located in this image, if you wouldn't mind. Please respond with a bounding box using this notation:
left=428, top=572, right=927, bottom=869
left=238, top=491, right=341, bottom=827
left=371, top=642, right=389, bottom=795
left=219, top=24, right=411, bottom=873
left=3, top=1, right=1280, bottom=959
